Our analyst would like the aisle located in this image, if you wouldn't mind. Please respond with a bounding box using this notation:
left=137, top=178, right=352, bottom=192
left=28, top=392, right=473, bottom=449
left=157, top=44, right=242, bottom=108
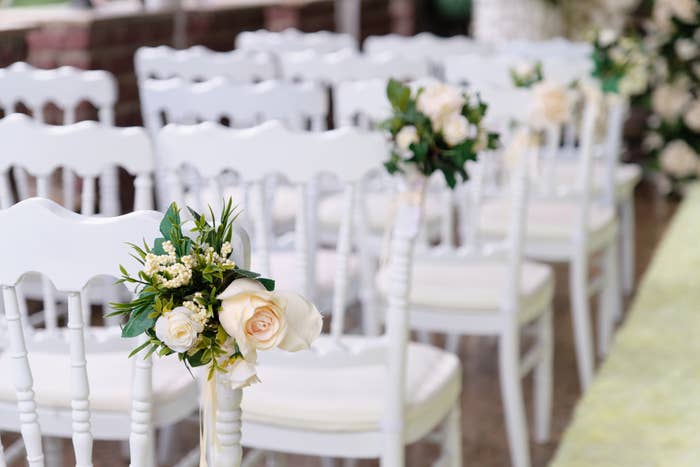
left=550, top=185, right=700, bottom=466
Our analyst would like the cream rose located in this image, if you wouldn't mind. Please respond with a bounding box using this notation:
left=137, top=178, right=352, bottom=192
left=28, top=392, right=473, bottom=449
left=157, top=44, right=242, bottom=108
left=599, top=29, right=618, bottom=47
left=395, top=125, right=419, bottom=151
left=155, top=306, right=204, bottom=353
left=659, top=140, right=699, bottom=177
left=682, top=100, right=700, bottom=132
left=675, top=39, right=699, bottom=61
left=416, top=83, right=464, bottom=131
left=217, top=278, right=322, bottom=357
left=665, top=0, right=698, bottom=22
left=223, top=358, right=260, bottom=390
left=619, top=66, right=648, bottom=96
left=530, top=81, right=573, bottom=127
left=643, top=132, right=664, bottom=152
left=441, top=113, right=471, bottom=147
left=652, top=82, right=689, bottom=122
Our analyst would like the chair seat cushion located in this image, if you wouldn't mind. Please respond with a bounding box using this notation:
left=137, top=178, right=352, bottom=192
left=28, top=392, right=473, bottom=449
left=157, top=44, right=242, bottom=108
left=479, top=198, right=616, bottom=245
left=251, top=248, right=359, bottom=295
left=0, top=345, right=197, bottom=413
left=318, top=191, right=443, bottom=233
left=376, top=257, right=553, bottom=320
left=242, top=337, right=461, bottom=432
left=553, top=160, right=642, bottom=198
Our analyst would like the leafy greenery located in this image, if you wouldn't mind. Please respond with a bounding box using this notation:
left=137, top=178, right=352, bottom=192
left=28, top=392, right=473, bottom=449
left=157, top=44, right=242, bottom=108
left=111, top=198, right=274, bottom=375
left=510, top=62, right=544, bottom=88
left=380, top=79, right=499, bottom=188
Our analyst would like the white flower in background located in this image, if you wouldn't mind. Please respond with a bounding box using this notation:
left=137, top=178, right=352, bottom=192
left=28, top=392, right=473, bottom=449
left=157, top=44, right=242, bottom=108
left=222, top=357, right=260, bottom=390
left=652, top=81, right=689, bottom=121
left=664, top=0, right=698, bottom=23
left=682, top=100, right=700, bottom=132
left=416, top=83, right=464, bottom=131
left=514, top=60, right=535, bottom=77
left=656, top=172, right=673, bottom=195
left=659, top=140, right=699, bottom=177
left=442, top=113, right=471, bottom=146
left=619, top=66, right=648, bottom=96
left=609, top=45, right=627, bottom=65
left=652, top=3, right=674, bottom=32
left=599, top=29, right=618, bottom=47
left=473, top=129, right=489, bottom=153
left=643, top=132, right=664, bottom=152
left=675, top=39, right=699, bottom=61
left=155, top=306, right=204, bottom=353
left=530, top=81, right=573, bottom=127
left=395, top=125, right=418, bottom=151
left=218, top=278, right=322, bottom=358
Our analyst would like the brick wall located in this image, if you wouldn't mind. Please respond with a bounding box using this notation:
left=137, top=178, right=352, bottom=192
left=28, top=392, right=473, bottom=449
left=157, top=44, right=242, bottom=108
left=0, top=26, right=29, bottom=68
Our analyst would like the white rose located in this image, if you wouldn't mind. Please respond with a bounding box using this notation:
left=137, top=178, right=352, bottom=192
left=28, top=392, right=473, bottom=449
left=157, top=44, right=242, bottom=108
left=652, top=82, right=689, bottom=121
left=683, top=100, right=700, bottom=132
left=155, top=306, right=204, bottom=353
left=675, top=39, right=699, bottom=61
left=666, top=0, right=698, bottom=22
left=416, top=83, right=464, bottom=131
left=599, top=29, right=618, bottom=47
left=643, top=132, right=664, bottom=151
left=217, top=278, right=322, bottom=357
left=222, top=358, right=260, bottom=390
left=395, top=125, right=419, bottom=151
left=659, top=139, right=699, bottom=177
left=441, top=113, right=471, bottom=147
left=530, top=81, right=573, bottom=127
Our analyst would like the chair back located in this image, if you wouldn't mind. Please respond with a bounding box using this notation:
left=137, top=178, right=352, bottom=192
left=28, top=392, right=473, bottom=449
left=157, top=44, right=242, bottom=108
left=279, top=49, right=430, bottom=85
left=134, top=45, right=275, bottom=83
left=0, top=114, right=154, bottom=213
left=444, top=53, right=519, bottom=89
left=235, top=28, right=358, bottom=54
left=0, top=62, right=119, bottom=213
left=157, top=121, right=387, bottom=324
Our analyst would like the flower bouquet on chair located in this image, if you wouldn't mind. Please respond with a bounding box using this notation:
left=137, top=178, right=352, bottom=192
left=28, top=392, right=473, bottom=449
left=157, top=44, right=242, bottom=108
left=112, top=199, right=323, bottom=466
left=510, top=60, right=544, bottom=88
left=590, top=29, right=649, bottom=97
left=381, top=79, right=499, bottom=191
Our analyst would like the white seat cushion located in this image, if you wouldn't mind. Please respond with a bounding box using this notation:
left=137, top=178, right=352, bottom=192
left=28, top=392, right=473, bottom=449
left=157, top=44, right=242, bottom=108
left=553, top=160, right=642, bottom=199
left=0, top=347, right=197, bottom=413
left=242, top=337, right=461, bottom=432
left=376, top=257, right=553, bottom=322
left=479, top=198, right=617, bottom=247
left=318, top=191, right=443, bottom=233
left=252, top=248, right=359, bottom=296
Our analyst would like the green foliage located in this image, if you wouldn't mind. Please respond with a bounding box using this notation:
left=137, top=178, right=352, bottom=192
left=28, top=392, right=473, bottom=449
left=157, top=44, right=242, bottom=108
left=509, top=62, right=544, bottom=88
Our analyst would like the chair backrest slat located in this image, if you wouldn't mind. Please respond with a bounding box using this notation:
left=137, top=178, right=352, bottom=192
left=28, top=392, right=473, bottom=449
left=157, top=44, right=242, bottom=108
left=135, top=45, right=275, bottom=83
left=236, top=28, right=358, bottom=54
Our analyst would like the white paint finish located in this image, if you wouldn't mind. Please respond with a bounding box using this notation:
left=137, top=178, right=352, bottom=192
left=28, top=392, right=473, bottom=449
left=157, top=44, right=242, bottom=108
left=157, top=120, right=388, bottom=182
left=235, top=28, right=358, bottom=54
left=364, top=33, right=487, bottom=59
left=134, top=45, right=276, bottom=83
left=279, top=49, right=430, bottom=85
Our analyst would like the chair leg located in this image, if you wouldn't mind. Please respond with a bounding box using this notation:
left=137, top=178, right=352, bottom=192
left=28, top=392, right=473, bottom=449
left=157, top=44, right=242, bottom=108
left=442, top=403, right=462, bottom=467
left=499, top=324, right=531, bottom=467
left=598, top=242, right=621, bottom=357
left=620, top=196, right=635, bottom=296
left=569, top=254, right=595, bottom=391
left=44, top=437, right=63, bottom=467
left=533, top=308, right=553, bottom=443
left=445, top=333, right=461, bottom=355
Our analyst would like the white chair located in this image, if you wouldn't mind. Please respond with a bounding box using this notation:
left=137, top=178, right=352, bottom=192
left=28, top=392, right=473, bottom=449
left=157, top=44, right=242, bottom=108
left=443, top=53, right=522, bottom=89
left=138, top=77, right=329, bottom=209
left=374, top=134, right=553, bottom=467
left=0, top=198, right=214, bottom=467
left=134, top=45, right=276, bottom=83
left=158, top=120, right=463, bottom=466
left=279, top=49, right=431, bottom=85
left=157, top=121, right=386, bottom=329
left=477, top=85, right=621, bottom=390
left=0, top=62, right=120, bottom=216
left=235, top=28, right=358, bottom=54
left=364, top=32, right=491, bottom=78
left=0, top=113, right=155, bottom=358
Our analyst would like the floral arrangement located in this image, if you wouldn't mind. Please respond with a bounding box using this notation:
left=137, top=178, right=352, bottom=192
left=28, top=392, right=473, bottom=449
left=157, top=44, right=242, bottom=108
left=642, top=0, right=700, bottom=196
left=112, top=200, right=323, bottom=389
left=381, top=79, right=499, bottom=188
left=510, top=60, right=544, bottom=88
left=590, top=28, right=650, bottom=96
